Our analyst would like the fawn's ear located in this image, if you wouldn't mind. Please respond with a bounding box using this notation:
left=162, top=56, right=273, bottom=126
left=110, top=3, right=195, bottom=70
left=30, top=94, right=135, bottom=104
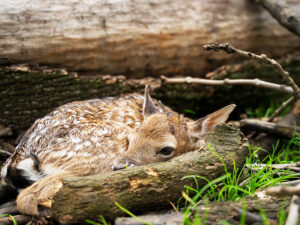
left=188, top=104, right=236, bottom=136
left=143, top=85, right=158, bottom=117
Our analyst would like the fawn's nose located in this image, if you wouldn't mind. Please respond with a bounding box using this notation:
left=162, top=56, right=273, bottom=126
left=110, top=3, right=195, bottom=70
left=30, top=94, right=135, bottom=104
left=112, top=159, right=136, bottom=171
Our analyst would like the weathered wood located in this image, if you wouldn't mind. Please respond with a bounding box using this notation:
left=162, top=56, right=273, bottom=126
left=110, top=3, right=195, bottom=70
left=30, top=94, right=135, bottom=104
left=0, top=0, right=300, bottom=76
left=115, top=196, right=289, bottom=225
left=1, top=58, right=300, bottom=135
left=51, top=124, right=248, bottom=224
left=0, top=215, right=31, bottom=225
left=258, top=0, right=300, bottom=37
left=240, top=119, right=300, bottom=139
left=0, top=206, right=18, bottom=215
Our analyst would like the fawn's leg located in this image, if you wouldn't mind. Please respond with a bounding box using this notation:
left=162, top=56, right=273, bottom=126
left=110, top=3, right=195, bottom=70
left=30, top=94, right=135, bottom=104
left=17, top=173, right=70, bottom=216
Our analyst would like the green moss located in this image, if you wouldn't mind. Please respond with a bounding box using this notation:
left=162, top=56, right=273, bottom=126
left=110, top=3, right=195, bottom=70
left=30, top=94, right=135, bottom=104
left=1, top=58, right=300, bottom=133
left=0, top=69, right=142, bottom=132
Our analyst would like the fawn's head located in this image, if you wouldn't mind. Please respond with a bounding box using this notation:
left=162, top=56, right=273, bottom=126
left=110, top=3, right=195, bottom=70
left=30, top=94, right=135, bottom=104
left=112, top=86, right=235, bottom=170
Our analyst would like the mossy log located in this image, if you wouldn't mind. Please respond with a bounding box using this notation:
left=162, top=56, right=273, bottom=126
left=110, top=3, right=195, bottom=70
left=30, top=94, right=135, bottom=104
left=51, top=124, right=249, bottom=224
left=115, top=196, right=290, bottom=225
left=1, top=58, right=300, bottom=135
left=0, top=0, right=300, bottom=76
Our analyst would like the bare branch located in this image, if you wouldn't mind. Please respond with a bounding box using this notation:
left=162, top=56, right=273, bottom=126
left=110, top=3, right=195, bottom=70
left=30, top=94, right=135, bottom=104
left=161, top=75, right=293, bottom=94
left=266, top=184, right=300, bottom=196
left=240, top=119, right=300, bottom=139
left=268, top=96, right=295, bottom=122
left=285, top=195, right=299, bottom=225
left=257, top=0, right=300, bottom=38
left=203, top=43, right=300, bottom=99
left=246, top=163, right=300, bottom=172
left=234, top=208, right=277, bottom=225
left=281, top=179, right=300, bottom=187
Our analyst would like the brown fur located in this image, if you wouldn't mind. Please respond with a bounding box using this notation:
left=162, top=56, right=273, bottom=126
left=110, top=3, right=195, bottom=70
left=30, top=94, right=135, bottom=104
left=1, top=87, right=235, bottom=216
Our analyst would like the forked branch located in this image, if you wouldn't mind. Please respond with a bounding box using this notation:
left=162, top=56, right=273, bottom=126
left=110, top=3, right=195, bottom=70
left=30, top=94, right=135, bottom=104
left=203, top=43, right=300, bottom=99
left=161, top=76, right=293, bottom=94
left=257, top=0, right=300, bottom=38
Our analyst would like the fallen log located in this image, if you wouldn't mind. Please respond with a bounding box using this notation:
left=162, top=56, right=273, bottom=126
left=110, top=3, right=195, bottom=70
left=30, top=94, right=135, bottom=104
left=258, top=0, right=300, bottom=37
left=1, top=58, right=300, bottom=134
left=240, top=119, right=300, bottom=139
left=0, top=0, right=300, bottom=76
left=115, top=196, right=290, bottom=225
left=51, top=124, right=248, bottom=224
left=0, top=215, right=31, bottom=225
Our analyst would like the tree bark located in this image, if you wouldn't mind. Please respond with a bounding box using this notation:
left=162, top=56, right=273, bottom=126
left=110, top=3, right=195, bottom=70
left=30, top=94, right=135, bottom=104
left=51, top=124, right=249, bottom=224
left=240, top=119, right=300, bottom=139
left=1, top=58, right=300, bottom=134
left=258, top=0, right=300, bottom=37
left=0, top=0, right=300, bottom=77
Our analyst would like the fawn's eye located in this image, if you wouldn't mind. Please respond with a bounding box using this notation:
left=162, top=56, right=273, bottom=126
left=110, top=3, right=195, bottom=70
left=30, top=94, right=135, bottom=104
left=159, top=147, right=174, bottom=156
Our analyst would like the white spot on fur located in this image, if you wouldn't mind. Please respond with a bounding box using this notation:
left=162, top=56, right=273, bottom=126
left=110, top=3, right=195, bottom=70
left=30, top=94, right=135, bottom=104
left=91, top=136, right=98, bottom=143
left=52, top=121, right=61, bottom=127
left=83, top=141, right=92, bottom=147
left=34, top=135, right=41, bottom=143
left=96, top=129, right=108, bottom=136
left=99, top=153, right=106, bottom=159
left=71, top=136, right=82, bottom=144
left=43, top=164, right=65, bottom=176
left=74, top=144, right=83, bottom=151
left=96, top=142, right=102, bottom=148
left=16, top=158, right=42, bottom=182
left=117, top=133, right=125, bottom=140
left=50, top=150, right=91, bottom=158
left=73, top=120, right=80, bottom=125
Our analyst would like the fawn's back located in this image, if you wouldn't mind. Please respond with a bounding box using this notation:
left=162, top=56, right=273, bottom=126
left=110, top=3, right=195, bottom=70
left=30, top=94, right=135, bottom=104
left=1, top=93, right=174, bottom=190
left=0, top=87, right=235, bottom=216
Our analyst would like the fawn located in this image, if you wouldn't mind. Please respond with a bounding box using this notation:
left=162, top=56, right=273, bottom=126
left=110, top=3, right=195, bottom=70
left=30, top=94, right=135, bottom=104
left=1, top=86, right=235, bottom=216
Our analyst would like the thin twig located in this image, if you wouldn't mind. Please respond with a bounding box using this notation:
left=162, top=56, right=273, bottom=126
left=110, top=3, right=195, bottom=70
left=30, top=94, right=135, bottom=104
left=285, top=195, right=299, bottom=225
left=241, top=119, right=300, bottom=139
left=235, top=208, right=277, bottom=225
left=281, top=179, right=300, bottom=187
left=169, top=201, right=179, bottom=214
left=266, top=184, right=300, bottom=196
left=246, top=163, right=300, bottom=172
left=161, top=76, right=293, bottom=94
left=268, top=96, right=295, bottom=122
left=235, top=208, right=263, bottom=224
left=203, top=43, right=300, bottom=99
left=239, top=177, right=250, bottom=187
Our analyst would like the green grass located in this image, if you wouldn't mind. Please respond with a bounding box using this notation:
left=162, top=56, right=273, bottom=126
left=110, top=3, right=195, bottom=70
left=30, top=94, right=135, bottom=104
left=105, top=136, right=299, bottom=225
left=115, top=202, right=153, bottom=225
left=86, top=136, right=299, bottom=225
left=0, top=214, right=18, bottom=225
left=182, top=143, right=299, bottom=204
left=86, top=115, right=300, bottom=225
left=245, top=98, right=292, bottom=118
left=179, top=136, right=300, bottom=224
left=86, top=215, right=109, bottom=225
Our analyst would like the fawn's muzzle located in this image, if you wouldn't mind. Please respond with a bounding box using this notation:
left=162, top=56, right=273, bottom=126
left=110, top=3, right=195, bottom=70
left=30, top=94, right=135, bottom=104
left=112, top=158, right=136, bottom=171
